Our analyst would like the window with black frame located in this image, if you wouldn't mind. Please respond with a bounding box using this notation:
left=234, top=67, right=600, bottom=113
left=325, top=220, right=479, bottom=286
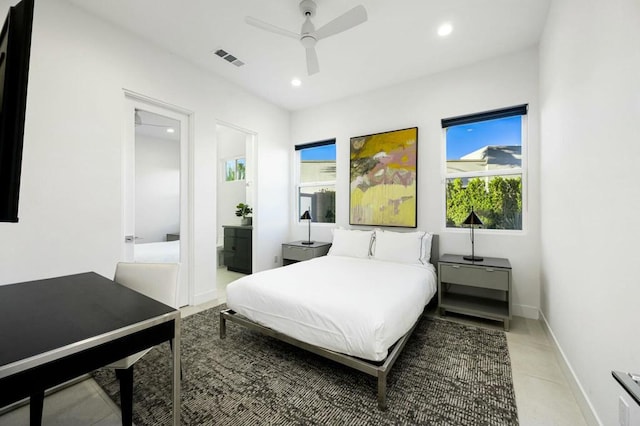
left=295, top=139, right=336, bottom=224
left=442, top=105, right=528, bottom=231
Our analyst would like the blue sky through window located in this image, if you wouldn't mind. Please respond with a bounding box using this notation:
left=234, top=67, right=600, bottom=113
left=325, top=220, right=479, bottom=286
left=301, top=144, right=336, bottom=161
left=447, top=115, right=521, bottom=160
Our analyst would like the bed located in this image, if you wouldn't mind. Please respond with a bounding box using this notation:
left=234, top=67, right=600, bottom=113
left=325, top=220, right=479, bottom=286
left=134, top=240, right=180, bottom=263
left=220, top=229, right=438, bottom=409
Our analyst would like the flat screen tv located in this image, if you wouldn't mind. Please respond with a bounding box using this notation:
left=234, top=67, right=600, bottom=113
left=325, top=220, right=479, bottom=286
left=0, top=0, right=33, bottom=222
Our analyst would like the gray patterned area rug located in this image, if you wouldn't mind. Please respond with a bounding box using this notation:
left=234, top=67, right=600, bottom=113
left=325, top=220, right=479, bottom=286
left=92, top=305, right=518, bottom=425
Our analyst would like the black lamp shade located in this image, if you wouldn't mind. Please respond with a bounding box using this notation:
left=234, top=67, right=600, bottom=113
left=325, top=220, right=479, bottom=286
left=462, top=210, right=483, bottom=226
left=300, top=210, right=312, bottom=220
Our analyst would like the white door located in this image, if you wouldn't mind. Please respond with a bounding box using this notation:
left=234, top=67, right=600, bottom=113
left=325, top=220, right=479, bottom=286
left=123, top=94, right=191, bottom=307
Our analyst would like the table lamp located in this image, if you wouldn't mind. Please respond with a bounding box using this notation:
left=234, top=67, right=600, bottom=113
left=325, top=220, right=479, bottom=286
left=300, top=210, right=314, bottom=245
left=462, top=207, right=483, bottom=261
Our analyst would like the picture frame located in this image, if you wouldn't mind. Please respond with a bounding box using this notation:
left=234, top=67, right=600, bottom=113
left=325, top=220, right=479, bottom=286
left=349, top=127, right=418, bottom=227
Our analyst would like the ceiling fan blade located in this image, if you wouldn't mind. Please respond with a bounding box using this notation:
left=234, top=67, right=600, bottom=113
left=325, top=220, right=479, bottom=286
left=306, top=47, right=319, bottom=75
left=245, top=16, right=299, bottom=39
left=314, top=5, right=367, bottom=41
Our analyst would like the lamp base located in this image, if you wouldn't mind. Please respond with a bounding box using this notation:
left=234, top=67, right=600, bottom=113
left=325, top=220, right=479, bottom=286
left=463, top=255, right=484, bottom=262
left=301, top=241, right=314, bottom=245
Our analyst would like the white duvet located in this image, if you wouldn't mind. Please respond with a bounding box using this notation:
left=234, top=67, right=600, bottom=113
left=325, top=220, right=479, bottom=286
left=226, top=255, right=437, bottom=361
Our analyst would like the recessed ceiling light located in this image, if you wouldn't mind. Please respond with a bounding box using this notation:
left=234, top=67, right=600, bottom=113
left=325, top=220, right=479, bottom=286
left=438, top=22, right=453, bottom=37
left=166, top=128, right=175, bottom=134
left=291, top=78, right=302, bottom=87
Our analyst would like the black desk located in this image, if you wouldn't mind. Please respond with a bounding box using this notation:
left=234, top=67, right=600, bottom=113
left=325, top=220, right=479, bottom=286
left=0, top=272, right=181, bottom=425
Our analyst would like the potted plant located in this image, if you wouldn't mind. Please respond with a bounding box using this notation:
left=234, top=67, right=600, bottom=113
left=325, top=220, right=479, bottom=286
left=235, top=203, right=253, bottom=226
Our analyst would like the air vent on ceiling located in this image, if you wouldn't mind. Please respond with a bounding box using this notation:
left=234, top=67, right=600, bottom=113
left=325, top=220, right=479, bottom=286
left=214, top=49, right=245, bottom=67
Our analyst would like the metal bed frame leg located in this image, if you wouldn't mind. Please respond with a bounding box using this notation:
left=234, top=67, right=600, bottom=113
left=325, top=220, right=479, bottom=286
left=377, top=370, right=388, bottom=410
left=219, top=311, right=227, bottom=339
left=219, top=307, right=412, bottom=411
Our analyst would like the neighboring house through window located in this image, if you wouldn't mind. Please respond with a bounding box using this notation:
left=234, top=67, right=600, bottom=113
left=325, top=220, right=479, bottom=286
left=442, top=105, right=527, bottom=230
left=295, top=139, right=336, bottom=223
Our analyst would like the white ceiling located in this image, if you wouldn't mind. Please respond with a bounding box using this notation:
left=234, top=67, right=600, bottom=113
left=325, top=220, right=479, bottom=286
left=135, top=109, right=180, bottom=142
left=62, top=0, right=551, bottom=111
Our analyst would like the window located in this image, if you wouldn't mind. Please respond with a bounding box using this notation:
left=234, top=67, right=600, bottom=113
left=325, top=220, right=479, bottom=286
left=442, top=105, right=527, bottom=230
left=295, top=140, right=336, bottom=223
left=225, top=157, right=245, bottom=181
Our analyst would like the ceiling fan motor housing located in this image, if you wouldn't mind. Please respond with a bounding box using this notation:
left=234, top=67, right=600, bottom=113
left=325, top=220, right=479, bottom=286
left=301, top=34, right=316, bottom=48
left=299, top=0, right=317, bottom=18
left=300, top=17, right=317, bottom=47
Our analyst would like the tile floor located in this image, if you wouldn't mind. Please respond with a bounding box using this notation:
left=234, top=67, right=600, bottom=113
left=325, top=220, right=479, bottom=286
left=0, top=268, right=589, bottom=426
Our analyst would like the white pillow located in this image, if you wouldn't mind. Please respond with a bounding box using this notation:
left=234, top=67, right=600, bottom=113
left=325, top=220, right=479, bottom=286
left=373, top=230, right=433, bottom=265
left=328, top=228, right=374, bottom=258
left=421, top=232, right=433, bottom=263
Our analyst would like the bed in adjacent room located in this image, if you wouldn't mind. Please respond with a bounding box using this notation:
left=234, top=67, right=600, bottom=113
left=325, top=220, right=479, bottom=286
left=221, top=229, right=438, bottom=409
left=134, top=240, right=180, bottom=263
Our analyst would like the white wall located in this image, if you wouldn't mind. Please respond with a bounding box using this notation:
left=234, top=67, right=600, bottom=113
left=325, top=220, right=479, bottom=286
left=0, top=0, right=290, bottom=303
left=135, top=135, right=179, bottom=243
left=291, top=48, right=541, bottom=318
left=539, top=0, right=640, bottom=424
left=216, top=125, right=247, bottom=244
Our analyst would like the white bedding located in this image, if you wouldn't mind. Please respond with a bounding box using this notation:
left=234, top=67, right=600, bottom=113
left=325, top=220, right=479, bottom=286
left=226, top=255, right=437, bottom=361
left=134, top=240, right=180, bottom=263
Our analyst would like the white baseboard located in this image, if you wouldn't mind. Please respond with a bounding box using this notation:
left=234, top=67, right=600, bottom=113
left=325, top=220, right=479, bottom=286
left=539, top=311, right=602, bottom=426
left=512, top=303, right=539, bottom=319
left=193, top=289, right=218, bottom=306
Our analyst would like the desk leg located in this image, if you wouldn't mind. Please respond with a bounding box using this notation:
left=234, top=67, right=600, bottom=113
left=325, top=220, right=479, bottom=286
left=115, top=367, right=133, bottom=426
left=30, top=390, right=44, bottom=426
left=172, top=317, right=181, bottom=426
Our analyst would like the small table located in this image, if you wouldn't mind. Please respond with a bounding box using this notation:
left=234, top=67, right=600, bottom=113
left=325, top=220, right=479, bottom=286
left=612, top=371, right=640, bottom=406
left=0, top=272, right=181, bottom=426
left=282, top=241, right=331, bottom=266
left=438, top=254, right=512, bottom=330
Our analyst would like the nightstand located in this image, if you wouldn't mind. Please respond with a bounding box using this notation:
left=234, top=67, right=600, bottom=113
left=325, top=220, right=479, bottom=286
left=282, top=241, right=331, bottom=266
left=438, top=254, right=512, bottom=330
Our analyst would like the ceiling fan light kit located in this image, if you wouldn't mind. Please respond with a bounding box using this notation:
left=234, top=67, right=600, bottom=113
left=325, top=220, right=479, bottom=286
left=245, top=0, right=367, bottom=76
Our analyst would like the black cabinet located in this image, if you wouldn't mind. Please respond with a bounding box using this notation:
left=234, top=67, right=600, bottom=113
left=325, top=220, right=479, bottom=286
left=223, top=226, right=252, bottom=274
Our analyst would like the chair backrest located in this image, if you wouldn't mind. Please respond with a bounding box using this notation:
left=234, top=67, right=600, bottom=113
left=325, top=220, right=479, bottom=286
left=114, top=262, right=180, bottom=308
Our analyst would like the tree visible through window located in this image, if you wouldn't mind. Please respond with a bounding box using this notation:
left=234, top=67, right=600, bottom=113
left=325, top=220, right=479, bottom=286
left=442, top=105, right=527, bottom=230
left=225, top=158, right=245, bottom=182
left=296, top=140, right=336, bottom=223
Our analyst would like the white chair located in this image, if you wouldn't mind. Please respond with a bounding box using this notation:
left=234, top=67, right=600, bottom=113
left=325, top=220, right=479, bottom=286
left=108, top=262, right=180, bottom=425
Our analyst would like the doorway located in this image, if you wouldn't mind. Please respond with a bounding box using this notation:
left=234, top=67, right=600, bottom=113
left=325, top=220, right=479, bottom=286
left=123, top=92, right=192, bottom=307
left=215, top=122, right=256, bottom=300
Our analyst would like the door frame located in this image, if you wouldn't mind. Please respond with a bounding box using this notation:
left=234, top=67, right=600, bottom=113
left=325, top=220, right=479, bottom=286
left=122, top=89, right=194, bottom=306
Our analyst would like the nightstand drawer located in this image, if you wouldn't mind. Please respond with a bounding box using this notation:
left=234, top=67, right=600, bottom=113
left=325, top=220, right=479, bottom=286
left=282, top=245, right=319, bottom=261
left=440, top=264, right=509, bottom=291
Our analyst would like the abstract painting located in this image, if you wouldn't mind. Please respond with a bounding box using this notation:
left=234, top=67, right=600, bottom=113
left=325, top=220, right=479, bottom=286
left=350, top=127, right=418, bottom=227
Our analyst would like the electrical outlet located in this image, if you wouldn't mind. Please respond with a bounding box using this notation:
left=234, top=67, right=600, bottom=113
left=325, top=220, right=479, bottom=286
left=274, top=255, right=278, bottom=263
left=619, top=396, right=630, bottom=426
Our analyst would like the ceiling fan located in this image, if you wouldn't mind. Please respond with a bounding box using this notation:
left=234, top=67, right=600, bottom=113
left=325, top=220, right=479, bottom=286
left=245, top=0, right=367, bottom=76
